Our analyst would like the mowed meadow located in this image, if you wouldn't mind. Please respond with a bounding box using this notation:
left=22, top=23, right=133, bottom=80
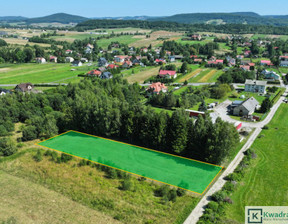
left=223, top=104, right=288, bottom=223
left=0, top=63, right=86, bottom=84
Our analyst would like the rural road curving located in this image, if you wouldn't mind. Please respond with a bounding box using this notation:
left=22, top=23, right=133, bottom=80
left=184, top=87, right=288, bottom=224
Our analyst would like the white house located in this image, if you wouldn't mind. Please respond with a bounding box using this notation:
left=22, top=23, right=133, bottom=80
left=35, top=57, right=46, bottom=64
left=245, top=79, right=267, bottom=94
left=65, top=57, right=74, bottom=63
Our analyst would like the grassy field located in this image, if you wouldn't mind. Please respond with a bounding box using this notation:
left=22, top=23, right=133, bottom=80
left=0, top=170, right=118, bottom=224
left=125, top=66, right=160, bottom=83
left=223, top=104, right=288, bottom=223
left=0, top=63, right=86, bottom=84
left=38, top=131, right=222, bottom=194
left=0, top=136, right=199, bottom=224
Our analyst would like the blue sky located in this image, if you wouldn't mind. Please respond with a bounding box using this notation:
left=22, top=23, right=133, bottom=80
left=1, top=0, right=288, bottom=17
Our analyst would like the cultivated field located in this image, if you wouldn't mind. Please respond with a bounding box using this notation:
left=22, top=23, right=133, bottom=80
left=0, top=63, right=85, bottom=84
left=38, top=131, right=223, bottom=194
left=224, top=104, right=288, bottom=223
left=178, top=68, right=203, bottom=83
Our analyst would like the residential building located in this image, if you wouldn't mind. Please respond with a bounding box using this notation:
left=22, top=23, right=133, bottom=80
left=65, top=57, right=74, bottom=63
left=245, top=79, right=267, bottom=93
left=98, top=57, right=108, bottom=67
left=72, top=61, right=83, bottom=67
left=146, top=82, right=167, bottom=95
left=49, top=56, right=57, bottom=63
left=35, top=57, right=46, bottom=64
left=0, top=88, right=12, bottom=96
left=85, top=44, right=94, bottom=54
left=100, top=72, right=113, bottom=79
left=260, top=60, right=272, bottom=66
left=87, top=70, right=102, bottom=77
left=15, top=83, right=34, bottom=92
left=232, top=97, right=260, bottom=116
left=261, top=70, right=280, bottom=80
left=158, top=70, right=177, bottom=79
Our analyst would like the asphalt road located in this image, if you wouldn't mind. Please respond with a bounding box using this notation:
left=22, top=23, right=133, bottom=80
left=183, top=87, right=288, bottom=224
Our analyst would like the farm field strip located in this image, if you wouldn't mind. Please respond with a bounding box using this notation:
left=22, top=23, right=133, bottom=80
left=198, top=69, right=217, bottom=82
left=37, top=131, right=223, bottom=194
left=178, top=68, right=203, bottom=83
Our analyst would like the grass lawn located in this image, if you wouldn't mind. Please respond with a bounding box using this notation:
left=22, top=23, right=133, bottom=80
left=0, top=63, right=85, bottom=84
left=152, top=106, right=174, bottom=116
left=223, top=104, right=288, bottom=223
left=38, top=131, right=223, bottom=194
left=125, top=66, right=160, bottom=84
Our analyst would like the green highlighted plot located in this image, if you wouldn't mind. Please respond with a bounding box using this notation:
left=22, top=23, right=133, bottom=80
left=38, top=131, right=222, bottom=194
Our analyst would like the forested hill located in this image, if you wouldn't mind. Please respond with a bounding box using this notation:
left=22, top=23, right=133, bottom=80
left=75, top=19, right=288, bottom=35
left=25, top=13, right=89, bottom=24
left=0, top=16, right=27, bottom=22
left=148, top=12, right=288, bottom=26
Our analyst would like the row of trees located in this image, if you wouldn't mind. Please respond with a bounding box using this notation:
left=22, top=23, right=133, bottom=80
left=0, top=78, right=239, bottom=164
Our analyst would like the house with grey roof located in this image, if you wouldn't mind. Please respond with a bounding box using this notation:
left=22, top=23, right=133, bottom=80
left=232, top=97, right=259, bottom=116
left=245, top=79, right=267, bottom=94
left=100, top=72, right=113, bottom=80
left=261, top=70, right=280, bottom=81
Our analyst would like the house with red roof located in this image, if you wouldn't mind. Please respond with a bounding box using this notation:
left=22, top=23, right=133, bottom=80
left=114, top=55, right=130, bottom=63
left=158, top=70, right=177, bottom=79
left=107, top=64, right=119, bottom=70
left=191, top=34, right=202, bottom=41
left=49, top=56, right=57, bottom=63
left=87, top=70, right=102, bottom=77
left=260, top=60, right=273, bottom=66
left=65, top=49, right=73, bottom=54
left=146, top=82, right=168, bottom=95
left=206, top=59, right=223, bottom=67
left=194, top=58, right=203, bottom=64
left=244, top=50, right=251, bottom=57
left=155, top=59, right=166, bottom=64
left=122, top=61, right=133, bottom=68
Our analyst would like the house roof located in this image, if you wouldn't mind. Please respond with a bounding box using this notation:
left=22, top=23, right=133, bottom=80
left=88, top=70, right=102, bottom=76
left=15, top=83, right=34, bottom=92
left=245, top=79, right=267, bottom=86
left=261, top=60, right=271, bottom=64
left=107, top=64, right=119, bottom=69
left=147, top=82, right=167, bottom=93
left=159, top=70, right=176, bottom=76
left=240, top=97, right=259, bottom=112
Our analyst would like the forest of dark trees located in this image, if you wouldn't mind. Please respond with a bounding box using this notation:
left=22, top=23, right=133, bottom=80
left=75, top=19, right=288, bottom=35
left=0, top=78, right=239, bottom=165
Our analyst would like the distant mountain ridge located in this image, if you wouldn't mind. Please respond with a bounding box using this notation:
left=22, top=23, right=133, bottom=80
left=0, top=16, right=27, bottom=22
left=2, top=12, right=288, bottom=26
left=25, top=13, right=88, bottom=24
left=148, top=12, right=288, bottom=26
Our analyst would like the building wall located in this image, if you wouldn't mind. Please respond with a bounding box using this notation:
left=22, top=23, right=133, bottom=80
left=233, top=105, right=251, bottom=116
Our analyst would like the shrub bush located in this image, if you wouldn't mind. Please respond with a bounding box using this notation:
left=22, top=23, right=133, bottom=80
left=33, top=150, right=43, bottom=162
left=0, top=137, right=18, bottom=156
